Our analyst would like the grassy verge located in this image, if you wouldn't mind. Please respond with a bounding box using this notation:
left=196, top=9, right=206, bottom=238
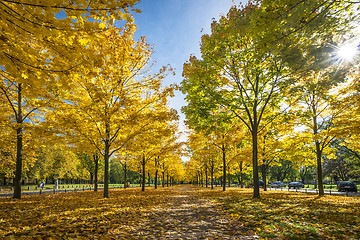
left=200, top=187, right=360, bottom=239
left=0, top=184, right=143, bottom=193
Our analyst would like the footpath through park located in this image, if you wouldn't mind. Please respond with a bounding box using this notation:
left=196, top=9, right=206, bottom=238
left=131, top=185, right=257, bottom=239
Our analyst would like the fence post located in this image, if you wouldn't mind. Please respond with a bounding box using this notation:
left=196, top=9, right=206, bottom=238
left=40, top=189, right=42, bottom=194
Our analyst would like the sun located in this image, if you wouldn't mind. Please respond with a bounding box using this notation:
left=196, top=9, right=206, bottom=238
left=337, top=44, right=357, bottom=61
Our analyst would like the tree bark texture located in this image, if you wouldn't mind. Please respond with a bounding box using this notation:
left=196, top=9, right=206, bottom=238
left=124, top=163, right=127, bottom=189
left=141, top=154, right=145, bottom=191
left=222, top=144, right=226, bottom=191
left=13, top=83, right=23, bottom=199
left=252, top=125, right=260, bottom=198
left=103, top=140, right=110, bottom=198
left=94, top=154, right=99, bottom=192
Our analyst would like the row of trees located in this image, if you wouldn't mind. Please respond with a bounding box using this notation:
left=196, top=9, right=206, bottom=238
left=0, top=0, right=185, bottom=199
left=181, top=0, right=360, bottom=198
left=186, top=132, right=360, bottom=189
left=1, top=140, right=184, bottom=189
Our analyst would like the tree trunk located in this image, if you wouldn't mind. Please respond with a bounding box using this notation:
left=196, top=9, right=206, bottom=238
left=162, top=162, right=165, bottom=187
left=262, top=164, right=267, bottom=191
left=13, top=83, right=23, bottom=199
left=228, top=169, right=230, bottom=187
left=252, top=125, right=260, bottom=198
left=210, top=166, right=214, bottom=189
left=154, top=157, right=158, bottom=189
left=313, top=105, right=324, bottom=196
left=166, top=173, right=169, bottom=187
left=90, top=172, right=94, bottom=185
left=162, top=172, right=165, bottom=187
left=236, top=174, right=241, bottom=186
left=239, top=161, right=244, bottom=188
left=222, top=144, right=226, bottom=191
left=124, top=163, right=127, bottom=189
left=147, top=171, right=151, bottom=186
left=205, top=166, right=208, bottom=188
left=154, top=169, right=158, bottom=189
left=94, top=154, right=99, bottom=192
left=262, top=134, right=267, bottom=191
left=316, top=140, right=324, bottom=196
left=104, top=140, right=110, bottom=198
left=142, top=154, right=146, bottom=191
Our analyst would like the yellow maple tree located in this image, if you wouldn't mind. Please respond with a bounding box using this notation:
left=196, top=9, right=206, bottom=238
left=48, top=24, right=177, bottom=198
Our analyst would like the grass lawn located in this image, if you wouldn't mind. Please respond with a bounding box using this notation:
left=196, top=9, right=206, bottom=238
left=202, top=187, right=360, bottom=239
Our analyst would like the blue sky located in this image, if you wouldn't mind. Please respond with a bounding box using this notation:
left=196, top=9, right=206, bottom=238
left=122, top=0, right=244, bottom=139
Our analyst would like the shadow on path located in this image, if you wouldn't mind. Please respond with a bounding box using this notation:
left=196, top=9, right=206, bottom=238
left=131, top=185, right=258, bottom=239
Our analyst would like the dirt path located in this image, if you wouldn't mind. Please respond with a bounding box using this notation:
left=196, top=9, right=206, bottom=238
left=129, top=185, right=258, bottom=239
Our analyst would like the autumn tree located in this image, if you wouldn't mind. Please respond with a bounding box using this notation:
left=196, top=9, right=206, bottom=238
left=228, top=129, right=252, bottom=188
left=323, top=156, right=353, bottom=182
left=166, top=154, right=185, bottom=185
left=49, top=23, right=176, bottom=198
left=32, top=143, right=84, bottom=183
left=0, top=0, right=140, bottom=199
left=208, top=124, right=239, bottom=191
left=257, top=115, right=293, bottom=190
left=0, top=0, right=140, bottom=76
left=0, top=113, right=15, bottom=183
left=250, top=0, right=357, bottom=67
left=181, top=0, right=359, bottom=198
left=153, top=130, right=183, bottom=189
left=186, top=123, right=242, bottom=190
left=205, top=145, right=221, bottom=189
left=251, top=0, right=359, bottom=194
left=331, top=139, right=360, bottom=181
left=286, top=68, right=351, bottom=195
left=279, top=133, right=316, bottom=183
left=112, top=150, right=133, bottom=188
left=0, top=69, right=53, bottom=196
left=67, top=136, right=103, bottom=191
left=329, top=53, right=360, bottom=179
left=77, top=153, right=101, bottom=185
left=131, top=119, right=179, bottom=191
left=186, top=132, right=209, bottom=187
left=181, top=5, right=286, bottom=198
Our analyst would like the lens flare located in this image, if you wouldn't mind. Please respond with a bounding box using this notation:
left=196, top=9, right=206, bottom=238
left=337, top=44, right=357, bottom=61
